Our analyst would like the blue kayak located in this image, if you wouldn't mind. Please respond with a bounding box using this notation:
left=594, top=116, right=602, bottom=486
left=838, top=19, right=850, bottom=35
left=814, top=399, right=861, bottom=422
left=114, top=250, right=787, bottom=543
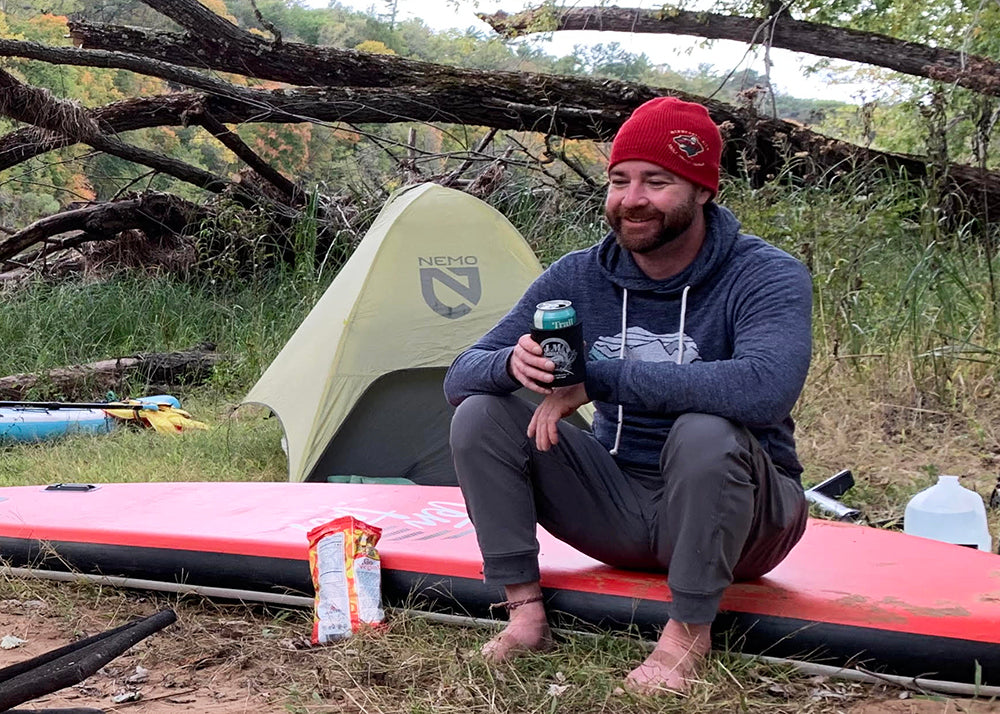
left=0, top=407, right=114, bottom=442
left=0, top=395, right=181, bottom=443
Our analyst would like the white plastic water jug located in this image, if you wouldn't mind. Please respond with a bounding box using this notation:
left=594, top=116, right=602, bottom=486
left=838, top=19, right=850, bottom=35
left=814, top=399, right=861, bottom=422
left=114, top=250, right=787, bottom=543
left=903, top=475, right=992, bottom=551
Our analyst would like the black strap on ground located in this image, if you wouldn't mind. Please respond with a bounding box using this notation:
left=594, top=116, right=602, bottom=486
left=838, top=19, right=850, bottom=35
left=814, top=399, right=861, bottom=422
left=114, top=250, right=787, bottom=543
left=0, top=608, right=176, bottom=712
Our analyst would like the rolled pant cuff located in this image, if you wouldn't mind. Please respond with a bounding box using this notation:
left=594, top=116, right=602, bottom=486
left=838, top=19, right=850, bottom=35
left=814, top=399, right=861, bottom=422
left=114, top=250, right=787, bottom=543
left=667, top=589, right=724, bottom=624
left=482, top=552, right=541, bottom=585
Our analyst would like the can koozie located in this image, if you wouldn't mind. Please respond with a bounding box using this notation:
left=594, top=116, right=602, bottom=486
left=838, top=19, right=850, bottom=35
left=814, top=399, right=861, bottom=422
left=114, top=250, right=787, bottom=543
left=530, top=322, right=586, bottom=386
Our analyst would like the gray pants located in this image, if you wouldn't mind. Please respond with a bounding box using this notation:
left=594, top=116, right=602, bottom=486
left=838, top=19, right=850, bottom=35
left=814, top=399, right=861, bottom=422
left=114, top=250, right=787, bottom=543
left=450, top=394, right=808, bottom=624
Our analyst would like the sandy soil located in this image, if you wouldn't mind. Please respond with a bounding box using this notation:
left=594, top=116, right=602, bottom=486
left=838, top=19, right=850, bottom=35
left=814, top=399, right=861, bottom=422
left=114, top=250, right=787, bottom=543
left=0, top=599, right=284, bottom=713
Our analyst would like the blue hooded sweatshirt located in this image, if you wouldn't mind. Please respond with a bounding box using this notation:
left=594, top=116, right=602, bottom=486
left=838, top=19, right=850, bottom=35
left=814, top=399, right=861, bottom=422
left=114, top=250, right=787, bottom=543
left=443, top=202, right=813, bottom=479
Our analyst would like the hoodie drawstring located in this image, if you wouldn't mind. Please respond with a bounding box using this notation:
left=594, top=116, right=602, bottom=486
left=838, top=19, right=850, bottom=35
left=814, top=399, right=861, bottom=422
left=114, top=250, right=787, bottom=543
left=608, top=284, right=690, bottom=458
left=609, top=287, right=628, bottom=456
left=677, top=285, right=691, bottom=365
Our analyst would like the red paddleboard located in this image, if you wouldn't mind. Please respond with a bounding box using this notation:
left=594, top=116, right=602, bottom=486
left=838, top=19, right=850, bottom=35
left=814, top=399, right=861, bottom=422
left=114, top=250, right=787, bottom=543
left=0, top=481, right=998, bottom=684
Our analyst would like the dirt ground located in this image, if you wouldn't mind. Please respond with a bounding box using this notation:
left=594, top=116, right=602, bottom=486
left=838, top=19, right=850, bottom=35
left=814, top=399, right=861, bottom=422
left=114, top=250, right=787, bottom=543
left=0, top=598, right=285, bottom=713
left=851, top=702, right=1000, bottom=713
left=3, top=596, right=1000, bottom=714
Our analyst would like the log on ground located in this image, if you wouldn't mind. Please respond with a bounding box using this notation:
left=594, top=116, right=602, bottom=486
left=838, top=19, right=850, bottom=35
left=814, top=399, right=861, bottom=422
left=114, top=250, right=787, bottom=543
left=0, top=345, right=226, bottom=401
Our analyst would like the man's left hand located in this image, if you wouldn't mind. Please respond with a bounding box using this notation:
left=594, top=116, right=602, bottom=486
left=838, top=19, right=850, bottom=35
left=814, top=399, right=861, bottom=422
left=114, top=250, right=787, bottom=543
left=527, top=382, right=589, bottom=451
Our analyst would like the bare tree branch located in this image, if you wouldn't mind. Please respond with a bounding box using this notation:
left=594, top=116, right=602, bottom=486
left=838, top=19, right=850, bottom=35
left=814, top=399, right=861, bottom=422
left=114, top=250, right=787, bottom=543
left=249, top=0, right=282, bottom=44
left=0, top=68, right=234, bottom=196
left=481, top=5, right=1000, bottom=98
left=196, top=111, right=305, bottom=205
left=442, top=128, right=499, bottom=187
left=142, top=0, right=251, bottom=46
left=0, top=38, right=253, bottom=99
left=544, top=135, right=600, bottom=189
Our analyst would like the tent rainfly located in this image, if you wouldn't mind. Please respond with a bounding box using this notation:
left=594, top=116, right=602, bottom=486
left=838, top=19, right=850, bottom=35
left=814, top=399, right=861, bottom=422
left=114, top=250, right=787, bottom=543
left=243, top=183, right=547, bottom=484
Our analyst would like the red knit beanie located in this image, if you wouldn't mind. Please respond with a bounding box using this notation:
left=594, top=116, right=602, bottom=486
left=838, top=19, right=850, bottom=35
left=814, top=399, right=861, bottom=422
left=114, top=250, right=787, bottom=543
left=608, top=97, right=723, bottom=196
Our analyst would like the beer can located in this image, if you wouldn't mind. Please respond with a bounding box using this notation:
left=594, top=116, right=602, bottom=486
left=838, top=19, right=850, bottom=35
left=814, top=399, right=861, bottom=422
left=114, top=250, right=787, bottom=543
left=530, top=300, right=586, bottom=387
left=533, top=300, right=577, bottom=331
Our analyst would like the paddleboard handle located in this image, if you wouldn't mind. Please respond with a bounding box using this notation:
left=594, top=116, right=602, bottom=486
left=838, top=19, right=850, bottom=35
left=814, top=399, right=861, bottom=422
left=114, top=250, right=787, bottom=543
left=44, top=483, right=98, bottom=492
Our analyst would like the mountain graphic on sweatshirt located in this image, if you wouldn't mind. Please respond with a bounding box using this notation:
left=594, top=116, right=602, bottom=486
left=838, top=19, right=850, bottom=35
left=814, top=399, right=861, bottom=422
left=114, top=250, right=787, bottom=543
left=590, top=326, right=701, bottom=365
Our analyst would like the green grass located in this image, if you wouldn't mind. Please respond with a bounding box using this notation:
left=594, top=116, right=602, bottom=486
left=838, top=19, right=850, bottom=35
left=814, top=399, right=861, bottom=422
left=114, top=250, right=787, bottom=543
left=0, top=274, right=320, bottom=392
left=0, top=400, right=285, bottom=488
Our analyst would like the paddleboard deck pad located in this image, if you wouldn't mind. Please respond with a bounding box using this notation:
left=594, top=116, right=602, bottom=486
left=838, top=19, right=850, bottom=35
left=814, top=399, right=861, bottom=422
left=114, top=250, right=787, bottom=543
left=0, top=481, right=998, bottom=684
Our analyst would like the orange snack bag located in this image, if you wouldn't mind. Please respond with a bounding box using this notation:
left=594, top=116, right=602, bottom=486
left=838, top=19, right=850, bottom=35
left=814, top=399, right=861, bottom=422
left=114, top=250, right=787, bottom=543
left=307, top=516, right=385, bottom=644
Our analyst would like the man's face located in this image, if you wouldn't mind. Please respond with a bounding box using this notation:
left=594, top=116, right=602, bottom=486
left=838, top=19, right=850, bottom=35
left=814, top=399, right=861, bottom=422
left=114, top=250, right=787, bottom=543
left=604, top=160, right=711, bottom=254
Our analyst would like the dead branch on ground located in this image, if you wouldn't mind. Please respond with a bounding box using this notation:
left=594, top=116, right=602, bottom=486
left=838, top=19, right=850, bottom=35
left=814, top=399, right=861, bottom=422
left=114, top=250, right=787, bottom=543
left=0, top=345, right=226, bottom=401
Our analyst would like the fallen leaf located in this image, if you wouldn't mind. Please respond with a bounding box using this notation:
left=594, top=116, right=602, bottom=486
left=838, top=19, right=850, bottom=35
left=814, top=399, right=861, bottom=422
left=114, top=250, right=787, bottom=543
left=547, top=683, right=570, bottom=697
left=111, top=690, right=142, bottom=704
left=126, top=665, right=150, bottom=683
left=0, top=634, right=27, bottom=649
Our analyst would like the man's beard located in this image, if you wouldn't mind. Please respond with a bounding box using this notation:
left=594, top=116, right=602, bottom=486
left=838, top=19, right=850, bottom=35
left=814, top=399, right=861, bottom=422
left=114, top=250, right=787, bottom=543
left=607, top=194, right=700, bottom=254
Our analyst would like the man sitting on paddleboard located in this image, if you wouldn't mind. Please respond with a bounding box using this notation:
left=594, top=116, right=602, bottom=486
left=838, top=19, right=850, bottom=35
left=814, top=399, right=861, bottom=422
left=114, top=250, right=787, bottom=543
left=444, top=97, right=812, bottom=695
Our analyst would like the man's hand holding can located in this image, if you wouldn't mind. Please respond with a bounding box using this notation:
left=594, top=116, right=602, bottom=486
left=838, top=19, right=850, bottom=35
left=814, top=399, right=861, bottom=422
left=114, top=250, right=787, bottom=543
left=508, top=333, right=555, bottom=394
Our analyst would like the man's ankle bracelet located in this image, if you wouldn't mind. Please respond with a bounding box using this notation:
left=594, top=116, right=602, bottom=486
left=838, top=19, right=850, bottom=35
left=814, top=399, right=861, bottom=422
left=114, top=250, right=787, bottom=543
left=489, top=594, right=544, bottom=611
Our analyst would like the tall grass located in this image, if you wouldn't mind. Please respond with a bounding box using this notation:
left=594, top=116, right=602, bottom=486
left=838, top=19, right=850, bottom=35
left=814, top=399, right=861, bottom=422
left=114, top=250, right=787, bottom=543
left=2, top=166, right=996, bottom=411
left=721, top=169, right=999, bottom=406
left=0, top=274, right=321, bottom=397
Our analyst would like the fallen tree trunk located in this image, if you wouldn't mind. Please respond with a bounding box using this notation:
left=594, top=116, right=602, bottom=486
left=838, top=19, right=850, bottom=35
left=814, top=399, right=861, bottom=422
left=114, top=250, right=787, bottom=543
left=0, top=192, right=205, bottom=266
left=480, top=6, right=1000, bottom=98
left=0, top=0, right=992, bottom=228
left=0, top=81, right=997, bottom=218
left=50, top=13, right=1000, bottom=214
left=0, top=346, right=226, bottom=401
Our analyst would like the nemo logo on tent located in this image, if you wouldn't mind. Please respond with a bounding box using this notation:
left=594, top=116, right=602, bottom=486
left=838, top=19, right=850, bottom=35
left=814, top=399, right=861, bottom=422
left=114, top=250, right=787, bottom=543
left=419, top=259, right=482, bottom=319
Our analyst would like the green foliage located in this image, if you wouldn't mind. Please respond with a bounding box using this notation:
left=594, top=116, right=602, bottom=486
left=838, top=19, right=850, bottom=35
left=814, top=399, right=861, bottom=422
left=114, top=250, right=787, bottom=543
left=0, top=273, right=315, bottom=394
left=721, top=168, right=1000, bottom=399
left=0, top=188, right=61, bottom=227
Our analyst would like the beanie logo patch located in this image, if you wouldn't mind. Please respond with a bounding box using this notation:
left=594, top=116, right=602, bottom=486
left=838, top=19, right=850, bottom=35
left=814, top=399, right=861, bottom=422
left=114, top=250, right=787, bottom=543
left=672, top=133, right=706, bottom=159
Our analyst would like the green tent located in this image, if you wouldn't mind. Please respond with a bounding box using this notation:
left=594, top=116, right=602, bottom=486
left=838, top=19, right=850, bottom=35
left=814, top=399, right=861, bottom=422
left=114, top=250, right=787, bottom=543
left=243, top=183, right=548, bottom=484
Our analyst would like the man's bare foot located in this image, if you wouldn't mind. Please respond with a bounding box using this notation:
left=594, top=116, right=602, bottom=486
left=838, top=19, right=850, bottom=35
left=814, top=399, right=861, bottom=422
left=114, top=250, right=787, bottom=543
left=482, top=591, right=553, bottom=663
left=625, top=620, right=711, bottom=695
